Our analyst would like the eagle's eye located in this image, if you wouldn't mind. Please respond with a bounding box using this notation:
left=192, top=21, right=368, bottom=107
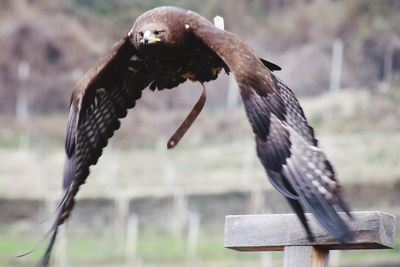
left=154, top=30, right=163, bottom=37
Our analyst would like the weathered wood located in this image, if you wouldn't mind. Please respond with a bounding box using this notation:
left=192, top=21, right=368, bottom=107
left=224, top=211, right=396, bottom=251
left=283, top=246, right=329, bottom=267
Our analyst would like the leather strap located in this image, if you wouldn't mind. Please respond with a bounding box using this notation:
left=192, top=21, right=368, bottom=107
left=167, top=84, right=207, bottom=149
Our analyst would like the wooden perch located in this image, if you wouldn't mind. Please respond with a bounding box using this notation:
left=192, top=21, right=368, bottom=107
left=224, top=211, right=396, bottom=267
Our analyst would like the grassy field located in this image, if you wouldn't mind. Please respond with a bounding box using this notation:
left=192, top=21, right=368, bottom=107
left=1, top=131, right=400, bottom=199
left=1, top=89, right=400, bottom=266
left=3, top=226, right=400, bottom=267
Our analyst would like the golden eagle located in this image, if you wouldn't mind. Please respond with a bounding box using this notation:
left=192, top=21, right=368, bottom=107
left=34, top=6, right=352, bottom=266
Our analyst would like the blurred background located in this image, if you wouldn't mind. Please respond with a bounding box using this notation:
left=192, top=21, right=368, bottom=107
left=1, top=0, right=400, bottom=266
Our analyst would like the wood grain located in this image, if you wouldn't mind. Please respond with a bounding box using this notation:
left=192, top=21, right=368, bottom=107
left=283, top=246, right=328, bottom=267
left=224, top=211, right=396, bottom=251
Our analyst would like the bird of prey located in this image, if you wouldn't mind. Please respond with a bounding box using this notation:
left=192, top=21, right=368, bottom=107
left=34, top=6, right=352, bottom=266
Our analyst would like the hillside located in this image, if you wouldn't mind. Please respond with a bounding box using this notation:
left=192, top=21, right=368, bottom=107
left=0, top=0, right=399, bottom=114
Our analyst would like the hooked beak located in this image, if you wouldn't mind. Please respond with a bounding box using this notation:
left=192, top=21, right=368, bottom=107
left=142, top=31, right=158, bottom=44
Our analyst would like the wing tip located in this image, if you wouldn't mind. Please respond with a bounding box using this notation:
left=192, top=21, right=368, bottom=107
left=260, top=58, right=281, bottom=71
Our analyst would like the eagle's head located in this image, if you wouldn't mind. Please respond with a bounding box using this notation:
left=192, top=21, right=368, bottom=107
left=128, top=6, right=189, bottom=54
left=129, top=22, right=167, bottom=47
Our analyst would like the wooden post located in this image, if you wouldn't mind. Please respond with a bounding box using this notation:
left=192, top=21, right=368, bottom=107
left=115, top=195, right=129, bottom=243
left=284, top=246, right=328, bottom=267
left=186, top=212, right=200, bottom=261
left=383, top=41, right=394, bottom=87
left=240, top=139, right=255, bottom=185
left=171, top=189, right=187, bottom=235
left=56, top=227, right=68, bottom=267
left=17, top=61, right=30, bottom=149
left=126, top=213, right=139, bottom=263
left=329, top=39, right=343, bottom=92
left=224, top=211, right=396, bottom=267
left=226, top=75, right=240, bottom=109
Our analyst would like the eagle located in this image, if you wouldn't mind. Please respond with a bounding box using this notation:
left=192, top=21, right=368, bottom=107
left=33, top=6, right=352, bottom=266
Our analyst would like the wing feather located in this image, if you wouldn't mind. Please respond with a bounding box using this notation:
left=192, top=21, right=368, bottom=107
left=188, top=13, right=352, bottom=242
left=37, top=36, right=151, bottom=267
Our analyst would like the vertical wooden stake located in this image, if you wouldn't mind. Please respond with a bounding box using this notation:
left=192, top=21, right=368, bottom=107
left=283, top=246, right=329, bottom=267
left=226, top=75, right=240, bottom=109
left=171, top=189, right=187, bottom=235
left=56, top=227, right=68, bottom=267
left=186, top=212, right=200, bottom=261
left=115, top=196, right=129, bottom=243
left=126, top=213, right=139, bottom=263
left=240, top=139, right=254, bottom=185
left=383, top=41, right=394, bottom=86
left=17, top=61, right=31, bottom=149
left=311, top=247, right=329, bottom=267
left=329, top=39, right=343, bottom=92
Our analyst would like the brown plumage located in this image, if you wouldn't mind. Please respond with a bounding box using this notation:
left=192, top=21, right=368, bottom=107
left=35, top=6, right=352, bottom=266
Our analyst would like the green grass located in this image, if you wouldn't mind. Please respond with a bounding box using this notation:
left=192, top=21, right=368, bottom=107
left=137, top=226, right=259, bottom=263
left=1, top=226, right=399, bottom=267
left=341, top=237, right=400, bottom=265
left=1, top=226, right=260, bottom=267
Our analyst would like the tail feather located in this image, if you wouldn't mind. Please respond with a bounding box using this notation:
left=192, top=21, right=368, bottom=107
left=285, top=197, right=315, bottom=242
left=35, top=227, right=58, bottom=267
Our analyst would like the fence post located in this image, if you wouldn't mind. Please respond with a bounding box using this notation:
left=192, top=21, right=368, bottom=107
left=224, top=211, right=396, bottom=266
left=329, top=39, right=343, bottom=92
left=17, top=61, right=30, bottom=149
left=126, top=213, right=139, bottom=263
left=115, top=195, right=129, bottom=243
left=186, top=212, right=200, bottom=261
left=284, top=246, right=328, bottom=267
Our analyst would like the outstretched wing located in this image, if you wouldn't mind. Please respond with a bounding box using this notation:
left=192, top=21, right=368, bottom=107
left=186, top=11, right=352, bottom=242
left=37, top=36, right=151, bottom=266
left=253, top=75, right=352, bottom=242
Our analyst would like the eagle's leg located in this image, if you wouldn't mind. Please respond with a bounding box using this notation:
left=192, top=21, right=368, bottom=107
left=167, top=83, right=207, bottom=149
